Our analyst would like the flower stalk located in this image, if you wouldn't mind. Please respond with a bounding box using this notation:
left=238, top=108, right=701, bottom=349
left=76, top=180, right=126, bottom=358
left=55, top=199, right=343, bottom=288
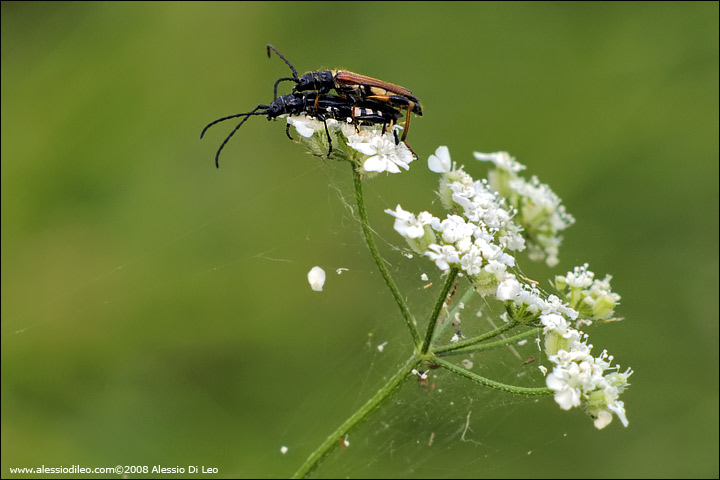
left=432, top=357, right=552, bottom=396
left=352, top=162, right=421, bottom=347
left=435, top=327, right=542, bottom=357
left=421, top=267, right=459, bottom=354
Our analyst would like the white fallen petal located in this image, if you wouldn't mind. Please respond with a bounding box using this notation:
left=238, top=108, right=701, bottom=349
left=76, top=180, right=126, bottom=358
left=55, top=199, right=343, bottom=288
left=307, top=266, right=326, bottom=292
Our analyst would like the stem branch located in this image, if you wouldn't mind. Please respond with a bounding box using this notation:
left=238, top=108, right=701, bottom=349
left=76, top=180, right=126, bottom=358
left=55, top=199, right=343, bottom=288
left=421, top=268, right=459, bottom=354
left=352, top=164, right=421, bottom=346
left=432, top=357, right=552, bottom=396
left=433, top=320, right=520, bottom=355
left=436, top=327, right=542, bottom=357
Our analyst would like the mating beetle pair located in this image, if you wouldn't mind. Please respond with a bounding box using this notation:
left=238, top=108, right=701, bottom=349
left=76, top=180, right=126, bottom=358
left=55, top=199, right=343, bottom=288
left=201, top=92, right=403, bottom=168
left=202, top=45, right=422, bottom=168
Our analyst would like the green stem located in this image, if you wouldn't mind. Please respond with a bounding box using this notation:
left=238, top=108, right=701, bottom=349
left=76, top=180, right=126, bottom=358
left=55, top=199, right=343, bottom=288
left=436, top=327, right=542, bottom=357
left=433, top=320, right=519, bottom=355
left=432, top=286, right=476, bottom=342
left=421, top=268, right=459, bottom=354
left=292, top=355, right=421, bottom=479
left=352, top=164, right=421, bottom=347
left=432, top=357, right=552, bottom=396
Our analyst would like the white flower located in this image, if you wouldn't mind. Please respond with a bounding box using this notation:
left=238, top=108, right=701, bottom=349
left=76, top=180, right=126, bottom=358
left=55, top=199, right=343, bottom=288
left=496, top=276, right=522, bottom=301
left=547, top=368, right=583, bottom=410
left=555, top=265, right=621, bottom=321
left=541, top=313, right=570, bottom=335
left=473, top=151, right=526, bottom=173
left=543, top=317, right=632, bottom=428
left=348, top=131, right=415, bottom=173
left=593, top=410, right=613, bottom=430
left=307, top=266, right=326, bottom=292
left=505, top=176, right=575, bottom=266
left=607, top=400, right=629, bottom=427
left=385, top=205, right=435, bottom=239
left=425, top=244, right=460, bottom=271
left=459, top=245, right=485, bottom=275
left=560, top=263, right=595, bottom=288
left=428, top=145, right=452, bottom=173
left=475, top=151, right=573, bottom=266
left=435, top=215, right=475, bottom=245
left=287, top=115, right=326, bottom=138
left=541, top=295, right=579, bottom=320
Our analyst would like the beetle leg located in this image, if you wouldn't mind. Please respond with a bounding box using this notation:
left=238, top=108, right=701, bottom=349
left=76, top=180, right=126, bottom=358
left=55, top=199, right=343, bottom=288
left=351, top=106, right=360, bottom=132
left=401, top=106, right=411, bottom=141
left=316, top=113, right=333, bottom=157
left=285, top=122, right=293, bottom=141
left=364, top=95, right=413, bottom=140
left=403, top=140, right=418, bottom=160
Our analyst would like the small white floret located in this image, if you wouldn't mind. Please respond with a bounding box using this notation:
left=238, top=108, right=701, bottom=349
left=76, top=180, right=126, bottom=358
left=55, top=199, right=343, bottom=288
left=428, top=145, right=452, bottom=173
left=348, top=131, right=415, bottom=174
left=287, top=115, right=324, bottom=138
left=593, top=411, right=613, bottom=430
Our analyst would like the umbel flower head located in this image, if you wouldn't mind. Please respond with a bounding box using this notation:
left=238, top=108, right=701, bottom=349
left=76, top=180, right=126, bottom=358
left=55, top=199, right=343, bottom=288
left=386, top=146, right=632, bottom=429
left=553, top=263, right=621, bottom=321
left=474, top=151, right=575, bottom=267
left=286, top=115, right=415, bottom=175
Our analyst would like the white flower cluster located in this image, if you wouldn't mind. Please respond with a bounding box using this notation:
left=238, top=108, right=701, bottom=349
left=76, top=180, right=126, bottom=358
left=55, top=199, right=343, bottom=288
left=385, top=146, right=631, bottom=428
left=286, top=115, right=414, bottom=174
left=496, top=268, right=631, bottom=430
left=386, top=147, right=526, bottom=294
left=346, top=128, right=414, bottom=174
left=474, top=151, right=575, bottom=267
left=496, top=274, right=579, bottom=320
left=542, top=312, right=632, bottom=430
left=385, top=206, right=516, bottom=290
left=554, top=263, right=621, bottom=321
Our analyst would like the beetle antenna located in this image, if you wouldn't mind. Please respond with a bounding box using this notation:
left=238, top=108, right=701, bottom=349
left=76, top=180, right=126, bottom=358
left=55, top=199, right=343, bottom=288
left=272, top=77, right=296, bottom=100
left=266, top=44, right=298, bottom=81
left=200, top=105, right=267, bottom=168
left=213, top=112, right=257, bottom=168
left=200, top=106, right=268, bottom=139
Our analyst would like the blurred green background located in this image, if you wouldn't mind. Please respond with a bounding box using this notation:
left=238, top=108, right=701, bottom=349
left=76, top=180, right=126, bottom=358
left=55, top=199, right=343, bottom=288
left=2, top=2, right=718, bottom=478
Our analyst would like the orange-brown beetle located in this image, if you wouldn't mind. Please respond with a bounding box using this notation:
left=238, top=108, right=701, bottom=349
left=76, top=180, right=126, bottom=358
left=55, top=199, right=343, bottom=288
left=267, top=45, right=422, bottom=141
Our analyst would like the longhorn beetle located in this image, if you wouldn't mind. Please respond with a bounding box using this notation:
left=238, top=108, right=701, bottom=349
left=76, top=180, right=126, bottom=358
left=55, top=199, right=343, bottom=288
left=266, top=45, right=422, bottom=142
left=201, top=92, right=402, bottom=168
